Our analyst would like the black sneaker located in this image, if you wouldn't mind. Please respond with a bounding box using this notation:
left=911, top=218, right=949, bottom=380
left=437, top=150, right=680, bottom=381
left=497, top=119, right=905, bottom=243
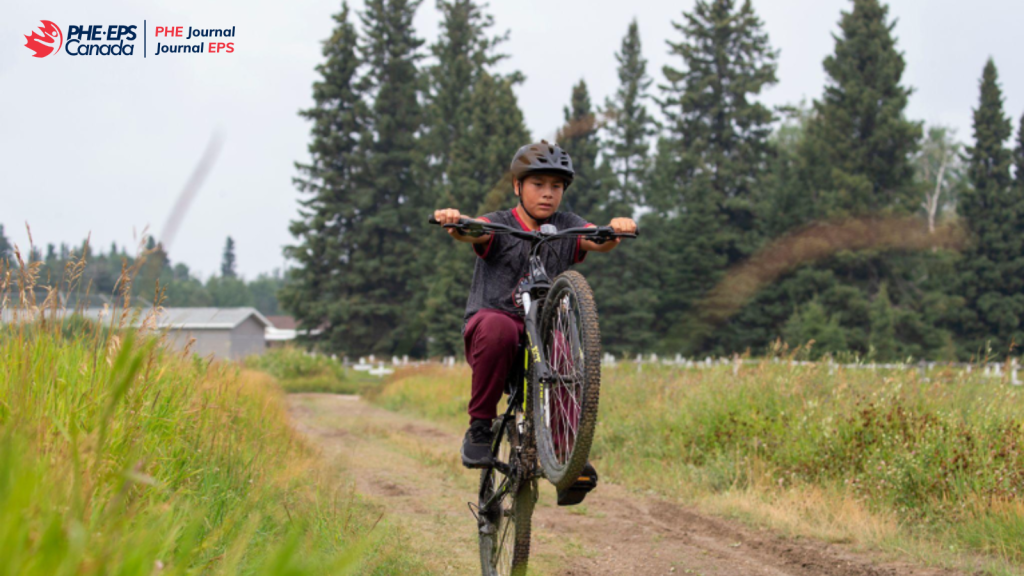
left=461, top=419, right=494, bottom=469
left=557, top=462, right=598, bottom=506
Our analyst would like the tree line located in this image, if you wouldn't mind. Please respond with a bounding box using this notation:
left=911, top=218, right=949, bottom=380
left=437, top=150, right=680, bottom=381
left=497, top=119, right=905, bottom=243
left=0, top=229, right=285, bottom=316
left=284, top=0, right=1024, bottom=362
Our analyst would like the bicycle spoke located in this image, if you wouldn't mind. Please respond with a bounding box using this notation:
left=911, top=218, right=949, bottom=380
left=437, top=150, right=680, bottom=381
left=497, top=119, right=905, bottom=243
left=541, top=289, right=589, bottom=467
left=496, top=508, right=515, bottom=574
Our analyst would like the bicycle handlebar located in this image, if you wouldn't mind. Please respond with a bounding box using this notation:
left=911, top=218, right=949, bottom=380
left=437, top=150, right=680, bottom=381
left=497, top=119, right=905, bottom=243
left=427, top=215, right=639, bottom=242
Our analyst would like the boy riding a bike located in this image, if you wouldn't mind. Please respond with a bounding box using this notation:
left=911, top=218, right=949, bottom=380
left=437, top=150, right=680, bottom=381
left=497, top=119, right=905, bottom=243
left=433, top=140, right=637, bottom=506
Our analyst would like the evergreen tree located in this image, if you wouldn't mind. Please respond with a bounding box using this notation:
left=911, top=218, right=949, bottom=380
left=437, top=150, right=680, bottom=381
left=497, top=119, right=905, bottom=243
left=0, top=224, right=11, bottom=262
left=733, top=0, right=941, bottom=359
left=422, top=0, right=502, bottom=182
left=137, top=236, right=170, bottom=301
left=869, top=281, right=897, bottom=360
left=583, top=20, right=659, bottom=354
left=45, top=244, right=57, bottom=266
left=280, top=3, right=372, bottom=353
left=760, top=103, right=815, bottom=237
left=353, top=0, right=427, bottom=355
left=952, top=60, right=1024, bottom=358
left=426, top=71, right=531, bottom=355
left=557, top=80, right=614, bottom=224
left=207, top=275, right=254, bottom=307
left=164, top=276, right=213, bottom=307
left=783, top=299, right=847, bottom=360
left=603, top=19, right=657, bottom=213
left=249, top=271, right=285, bottom=316
left=800, top=0, right=921, bottom=218
left=420, top=1, right=529, bottom=356
left=650, top=0, right=778, bottom=353
left=475, top=76, right=532, bottom=213
left=1016, top=113, right=1024, bottom=186
left=221, top=236, right=237, bottom=278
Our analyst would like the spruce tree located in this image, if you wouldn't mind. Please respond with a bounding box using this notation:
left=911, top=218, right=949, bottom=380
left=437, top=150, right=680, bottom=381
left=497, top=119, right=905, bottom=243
left=869, top=282, right=897, bottom=361
left=476, top=76, right=531, bottom=213
left=585, top=20, right=659, bottom=354
left=424, top=72, right=531, bottom=356
left=422, top=0, right=502, bottom=181
left=419, top=0, right=528, bottom=356
left=800, top=0, right=921, bottom=218
left=137, top=236, right=170, bottom=301
left=1015, top=113, right=1024, bottom=186
left=783, top=300, right=848, bottom=360
left=207, top=275, right=254, bottom=307
left=0, top=224, right=11, bottom=262
left=557, top=80, right=614, bottom=224
left=651, top=0, right=778, bottom=353
left=603, top=19, right=657, bottom=212
left=281, top=3, right=372, bottom=353
left=738, top=0, right=938, bottom=359
left=221, top=236, right=237, bottom=278
left=952, top=59, right=1024, bottom=358
left=357, top=0, right=428, bottom=355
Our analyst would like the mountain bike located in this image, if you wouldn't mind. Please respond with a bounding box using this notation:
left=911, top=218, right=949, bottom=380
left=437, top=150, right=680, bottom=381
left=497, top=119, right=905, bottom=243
left=429, top=215, right=637, bottom=576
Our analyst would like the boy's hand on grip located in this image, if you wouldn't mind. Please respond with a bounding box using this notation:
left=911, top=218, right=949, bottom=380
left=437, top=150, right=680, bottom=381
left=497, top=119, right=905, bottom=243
left=434, top=208, right=466, bottom=239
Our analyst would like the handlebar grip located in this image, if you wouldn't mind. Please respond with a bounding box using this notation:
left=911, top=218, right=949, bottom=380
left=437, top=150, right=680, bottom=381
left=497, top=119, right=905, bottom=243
left=430, top=215, right=479, bottom=226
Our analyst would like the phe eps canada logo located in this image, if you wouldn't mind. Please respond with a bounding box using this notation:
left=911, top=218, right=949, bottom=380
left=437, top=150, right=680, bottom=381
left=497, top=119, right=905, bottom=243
left=23, top=19, right=235, bottom=59
left=24, top=20, right=63, bottom=58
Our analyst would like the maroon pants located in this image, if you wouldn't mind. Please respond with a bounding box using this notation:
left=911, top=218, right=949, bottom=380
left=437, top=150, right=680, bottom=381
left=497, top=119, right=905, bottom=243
left=463, top=309, right=524, bottom=422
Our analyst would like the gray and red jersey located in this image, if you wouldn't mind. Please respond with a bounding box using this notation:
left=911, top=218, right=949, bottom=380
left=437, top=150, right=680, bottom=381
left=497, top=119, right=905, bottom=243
left=463, top=208, right=593, bottom=331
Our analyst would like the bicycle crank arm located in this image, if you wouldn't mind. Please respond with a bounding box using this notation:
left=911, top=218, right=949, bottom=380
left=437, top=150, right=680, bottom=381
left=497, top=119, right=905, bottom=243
left=489, top=461, right=513, bottom=477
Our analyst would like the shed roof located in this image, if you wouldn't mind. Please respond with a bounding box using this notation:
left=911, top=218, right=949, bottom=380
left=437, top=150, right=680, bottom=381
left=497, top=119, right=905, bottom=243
left=151, top=307, right=272, bottom=330
left=1, top=306, right=272, bottom=330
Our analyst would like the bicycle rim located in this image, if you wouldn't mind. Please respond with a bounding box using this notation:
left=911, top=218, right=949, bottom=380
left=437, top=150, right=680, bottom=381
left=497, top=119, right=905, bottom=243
left=533, top=270, right=601, bottom=490
left=478, top=417, right=535, bottom=576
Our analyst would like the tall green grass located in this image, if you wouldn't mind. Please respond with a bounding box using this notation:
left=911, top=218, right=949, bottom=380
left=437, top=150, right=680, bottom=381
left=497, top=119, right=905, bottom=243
left=0, top=251, right=425, bottom=575
left=373, top=361, right=1024, bottom=568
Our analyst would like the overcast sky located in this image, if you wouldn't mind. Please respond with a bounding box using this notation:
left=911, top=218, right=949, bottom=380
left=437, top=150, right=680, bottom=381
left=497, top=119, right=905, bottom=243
left=3, top=0, right=1023, bottom=278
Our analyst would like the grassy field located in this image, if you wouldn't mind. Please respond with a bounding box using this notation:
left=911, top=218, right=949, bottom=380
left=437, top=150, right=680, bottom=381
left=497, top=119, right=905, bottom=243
left=0, top=314, right=425, bottom=575
left=370, top=360, right=1024, bottom=574
left=245, top=346, right=376, bottom=394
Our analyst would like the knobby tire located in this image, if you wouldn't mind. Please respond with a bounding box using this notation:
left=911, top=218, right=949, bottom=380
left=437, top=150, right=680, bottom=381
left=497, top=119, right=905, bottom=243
left=533, top=270, right=601, bottom=491
left=478, top=416, right=536, bottom=576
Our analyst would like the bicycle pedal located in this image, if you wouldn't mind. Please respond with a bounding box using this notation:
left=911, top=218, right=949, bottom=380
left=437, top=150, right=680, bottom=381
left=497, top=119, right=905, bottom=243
left=557, top=474, right=598, bottom=507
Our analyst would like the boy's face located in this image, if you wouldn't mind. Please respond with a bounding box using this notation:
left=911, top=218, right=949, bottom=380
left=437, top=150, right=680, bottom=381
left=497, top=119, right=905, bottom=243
left=515, top=173, right=565, bottom=221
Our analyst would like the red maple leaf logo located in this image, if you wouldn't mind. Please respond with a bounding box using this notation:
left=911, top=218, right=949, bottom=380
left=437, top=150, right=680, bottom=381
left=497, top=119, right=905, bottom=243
left=25, top=20, right=62, bottom=58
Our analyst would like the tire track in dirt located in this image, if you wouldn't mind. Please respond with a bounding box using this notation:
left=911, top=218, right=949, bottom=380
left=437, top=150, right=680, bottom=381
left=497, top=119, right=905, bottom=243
left=288, top=393, right=969, bottom=576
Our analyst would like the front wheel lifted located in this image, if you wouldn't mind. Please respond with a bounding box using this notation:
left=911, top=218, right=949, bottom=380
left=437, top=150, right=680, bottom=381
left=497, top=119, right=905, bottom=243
left=478, top=417, right=536, bottom=576
left=533, top=270, right=602, bottom=491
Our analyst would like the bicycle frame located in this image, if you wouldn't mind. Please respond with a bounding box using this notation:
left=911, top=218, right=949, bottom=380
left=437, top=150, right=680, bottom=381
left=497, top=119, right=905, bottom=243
left=481, top=251, right=572, bottom=513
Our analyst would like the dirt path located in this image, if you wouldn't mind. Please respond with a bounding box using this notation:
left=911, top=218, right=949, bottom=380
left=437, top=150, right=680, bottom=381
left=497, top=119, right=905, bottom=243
left=288, top=393, right=967, bottom=576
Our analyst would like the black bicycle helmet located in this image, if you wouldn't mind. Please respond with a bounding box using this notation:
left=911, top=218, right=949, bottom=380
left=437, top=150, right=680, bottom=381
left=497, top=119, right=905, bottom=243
left=509, top=140, right=574, bottom=188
